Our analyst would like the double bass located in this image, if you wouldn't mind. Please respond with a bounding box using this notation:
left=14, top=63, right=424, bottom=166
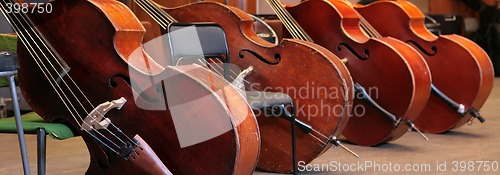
left=130, top=0, right=356, bottom=173
left=1, top=0, right=260, bottom=174
left=354, top=0, right=494, bottom=133
left=266, top=0, right=431, bottom=146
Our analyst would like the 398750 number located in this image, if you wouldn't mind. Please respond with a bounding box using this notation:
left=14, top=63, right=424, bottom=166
left=451, top=160, right=499, bottom=172
left=4, top=3, right=52, bottom=14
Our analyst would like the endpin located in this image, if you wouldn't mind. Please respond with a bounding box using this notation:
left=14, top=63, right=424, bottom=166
left=331, top=138, right=359, bottom=158
left=469, top=109, right=485, bottom=123
left=406, top=121, right=429, bottom=141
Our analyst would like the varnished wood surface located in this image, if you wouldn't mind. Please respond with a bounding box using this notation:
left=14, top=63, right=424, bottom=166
left=11, top=0, right=259, bottom=174
left=1, top=78, right=499, bottom=174
left=164, top=2, right=354, bottom=173
left=126, top=0, right=256, bottom=14
left=283, top=0, right=431, bottom=146
left=355, top=0, right=494, bottom=134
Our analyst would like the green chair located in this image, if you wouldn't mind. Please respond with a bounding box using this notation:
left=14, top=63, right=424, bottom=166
left=0, top=34, right=75, bottom=175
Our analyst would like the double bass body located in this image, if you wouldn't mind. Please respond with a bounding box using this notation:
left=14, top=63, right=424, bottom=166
left=8, top=0, right=494, bottom=174
left=281, top=0, right=431, bottom=146
left=355, top=1, right=494, bottom=133
left=13, top=0, right=260, bottom=174
left=161, top=2, right=354, bottom=173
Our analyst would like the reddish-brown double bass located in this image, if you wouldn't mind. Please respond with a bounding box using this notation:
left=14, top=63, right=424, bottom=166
left=1, top=0, right=260, bottom=174
left=354, top=0, right=494, bottom=133
left=267, top=0, right=431, bottom=146
left=130, top=0, right=355, bottom=173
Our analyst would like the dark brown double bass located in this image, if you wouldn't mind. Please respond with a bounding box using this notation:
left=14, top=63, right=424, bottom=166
left=130, top=0, right=355, bottom=173
left=354, top=0, right=494, bottom=134
left=1, top=0, right=260, bottom=174
left=267, top=0, right=431, bottom=146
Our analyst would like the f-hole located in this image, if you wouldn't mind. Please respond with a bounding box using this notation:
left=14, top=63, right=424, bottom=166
left=406, top=40, right=437, bottom=56
left=337, top=43, right=369, bottom=60
left=239, top=49, right=281, bottom=65
left=109, top=74, right=131, bottom=88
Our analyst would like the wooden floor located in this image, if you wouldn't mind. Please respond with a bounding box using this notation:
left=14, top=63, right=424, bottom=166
left=1, top=79, right=500, bottom=175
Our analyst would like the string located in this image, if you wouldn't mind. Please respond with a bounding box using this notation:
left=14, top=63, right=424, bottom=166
left=0, top=1, right=97, bottom=123
left=266, top=0, right=303, bottom=40
left=268, top=0, right=304, bottom=40
left=134, top=0, right=177, bottom=30
left=23, top=1, right=137, bottom=145
left=340, top=0, right=382, bottom=38
left=265, top=0, right=397, bottom=150
left=359, top=16, right=382, bottom=37
left=0, top=0, right=135, bottom=153
left=145, top=0, right=178, bottom=24
left=0, top=0, right=126, bottom=151
left=0, top=2, right=121, bottom=153
left=0, top=1, right=83, bottom=127
left=199, top=59, right=333, bottom=145
left=133, top=0, right=336, bottom=145
left=266, top=0, right=313, bottom=42
left=135, top=0, right=169, bottom=28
